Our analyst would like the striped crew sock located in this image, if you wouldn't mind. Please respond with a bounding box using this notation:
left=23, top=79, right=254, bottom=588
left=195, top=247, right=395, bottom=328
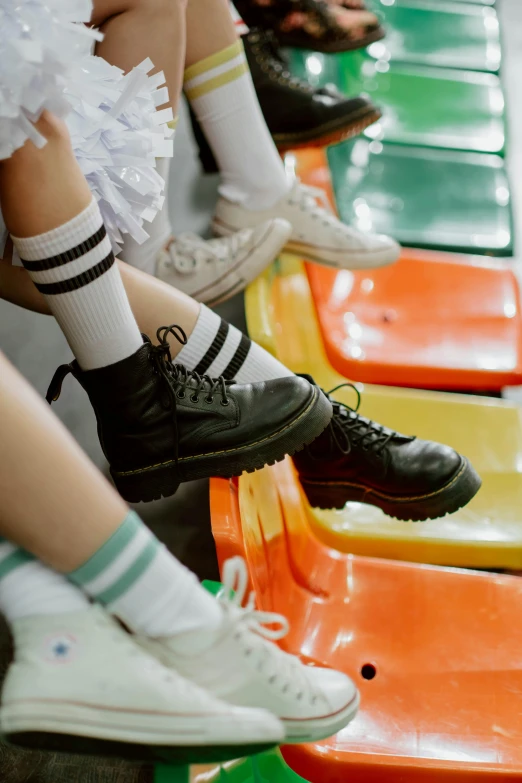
left=0, top=541, right=89, bottom=623
left=68, top=511, right=222, bottom=636
left=185, top=40, right=289, bottom=210
left=176, top=304, right=291, bottom=383
left=12, top=198, right=143, bottom=370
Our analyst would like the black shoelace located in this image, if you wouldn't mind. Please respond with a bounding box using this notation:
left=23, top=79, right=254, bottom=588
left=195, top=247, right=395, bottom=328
left=149, top=325, right=232, bottom=466
left=152, top=325, right=231, bottom=406
left=248, top=29, right=313, bottom=93
left=325, top=383, right=400, bottom=456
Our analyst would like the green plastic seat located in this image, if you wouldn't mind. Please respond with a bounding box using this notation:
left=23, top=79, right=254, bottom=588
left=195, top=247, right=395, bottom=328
left=367, top=0, right=501, bottom=73
left=289, top=50, right=506, bottom=154
left=328, top=139, right=513, bottom=256
left=154, top=750, right=309, bottom=783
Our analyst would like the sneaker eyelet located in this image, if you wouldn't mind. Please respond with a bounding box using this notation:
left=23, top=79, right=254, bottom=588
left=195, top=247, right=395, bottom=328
left=190, top=394, right=199, bottom=403
left=205, top=396, right=213, bottom=404
left=220, top=399, right=230, bottom=407
left=177, top=390, right=186, bottom=399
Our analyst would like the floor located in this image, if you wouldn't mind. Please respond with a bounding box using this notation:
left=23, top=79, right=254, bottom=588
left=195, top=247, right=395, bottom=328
left=1, top=1, right=522, bottom=778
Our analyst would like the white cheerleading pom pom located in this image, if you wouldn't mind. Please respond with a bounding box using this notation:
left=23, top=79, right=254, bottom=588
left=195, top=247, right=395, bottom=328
left=65, top=56, right=174, bottom=252
left=0, top=1, right=173, bottom=255
left=0, top=0, right=98, bottom=161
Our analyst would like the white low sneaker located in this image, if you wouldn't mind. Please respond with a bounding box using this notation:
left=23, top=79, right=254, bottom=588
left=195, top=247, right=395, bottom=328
left=0, top=606, right=284, bottom=762
left=213, top=181, right=400, bottom=270
left=139, top=558, right=359, bottom=744
left=156, top=219, right=292, bottom=306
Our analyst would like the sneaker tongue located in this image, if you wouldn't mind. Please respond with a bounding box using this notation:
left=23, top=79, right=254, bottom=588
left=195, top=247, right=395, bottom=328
left=164, top=615, right=225, bottom=655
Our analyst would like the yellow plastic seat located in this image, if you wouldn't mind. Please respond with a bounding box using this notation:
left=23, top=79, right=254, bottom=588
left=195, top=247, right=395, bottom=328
left=244, top=255, right=522, bottom=568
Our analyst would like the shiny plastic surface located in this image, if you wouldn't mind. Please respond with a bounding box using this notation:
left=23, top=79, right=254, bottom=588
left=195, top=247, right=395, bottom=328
left=210, top=468, right=522, bottom=781
left=155, top=750, right=308, bottom=783
left=308, top=257, right=522, bottom=390
left=327, top=138, right=513, bottom=256
left=368, top=1, right=501, bottom=73
left=175, top=751, right=309, bottom=783
left=290, top=50, right=505, bottom=154
left=245, top=250, right=522, bottom=568
left=282, top=148, right=522, bottom=391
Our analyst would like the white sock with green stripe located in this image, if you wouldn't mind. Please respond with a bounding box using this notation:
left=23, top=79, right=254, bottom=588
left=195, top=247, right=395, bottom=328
left=68, top=511, right=222, bottom=636
left=185, top=40, right=289, bottom=210
left=0, top=541, right=89, bottom=623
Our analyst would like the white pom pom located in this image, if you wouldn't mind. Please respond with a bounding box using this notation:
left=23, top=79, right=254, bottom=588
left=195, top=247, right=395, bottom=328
left=0, top=0, right=100, bottom=160
left=65, top=56, right=174, bottom=252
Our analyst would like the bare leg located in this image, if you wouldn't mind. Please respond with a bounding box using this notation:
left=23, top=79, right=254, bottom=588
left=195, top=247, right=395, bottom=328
left=0, top=113, right=91, bottom=238
left=90, top=0, right=187, bottom=115
left=0, top=351, right=127, bottom=571
left=185, top=0, right=237, bottom=68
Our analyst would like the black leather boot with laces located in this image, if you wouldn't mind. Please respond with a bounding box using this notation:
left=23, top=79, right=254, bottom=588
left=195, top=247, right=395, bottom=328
left=188, top=29, right=381, bottom=174
left=292, top=377, right=482, bottom=521
left=46, top=328, right=332, bottom=503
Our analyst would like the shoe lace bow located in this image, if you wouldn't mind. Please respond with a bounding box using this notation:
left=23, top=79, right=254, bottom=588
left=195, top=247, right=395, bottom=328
left=219, top=557, right=322, bottom=703
left=289, top=182, right=355, bottom=236
left=326, top=382, right=399, bottom=456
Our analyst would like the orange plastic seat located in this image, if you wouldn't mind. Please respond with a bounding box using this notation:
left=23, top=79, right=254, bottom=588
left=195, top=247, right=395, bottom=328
left=288, top=149, right=522, bottom=391
left=210, top=465, right=522, bottom=782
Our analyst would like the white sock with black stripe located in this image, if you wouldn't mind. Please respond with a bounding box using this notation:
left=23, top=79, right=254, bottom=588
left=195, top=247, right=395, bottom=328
left=176, top=304, right=291, bottom=382
left=12, top=198, right=143, bottom=371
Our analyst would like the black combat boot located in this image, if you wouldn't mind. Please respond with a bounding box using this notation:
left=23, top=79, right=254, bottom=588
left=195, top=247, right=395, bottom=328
left=46, top=327, right=332, bottom=504
left=189, top=29, right=381, bottom=174
left=293, top=378, right=482, bottom=521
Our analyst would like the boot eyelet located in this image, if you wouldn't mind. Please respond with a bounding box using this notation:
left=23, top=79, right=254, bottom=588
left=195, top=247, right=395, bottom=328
left=205, top=396, right=214, bottom=404
left=190, top=394, right=199, bottom=403
left=177, top=390, right=186, bottom=399
left=221, top=399, right=230, bottom=407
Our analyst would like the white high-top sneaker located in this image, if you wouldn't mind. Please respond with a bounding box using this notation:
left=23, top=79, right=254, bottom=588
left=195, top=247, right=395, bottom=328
left=139, top=558, right=359, bottom=744
left=156, top=219, right=292, bottom=306
left=212, top=181, right=400, bottom=270
left=0, top=606, right=284, bottom=762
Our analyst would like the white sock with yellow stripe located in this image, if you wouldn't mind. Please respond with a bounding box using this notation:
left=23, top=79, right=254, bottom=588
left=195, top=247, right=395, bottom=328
left=185, top=40, right=289, bottom=211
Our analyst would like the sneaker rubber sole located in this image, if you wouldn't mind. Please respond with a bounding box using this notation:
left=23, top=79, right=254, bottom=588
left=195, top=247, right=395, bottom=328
left=182, top=219, right=292, bottom=307
left=300, top=456, right=482, bottom=522
left=212, top=219, right=401, bottom=271
left=2, top=702, right=278, bottom=764
left=283, top=690, right=360, bottom=744
left=112, top=385, right=333, bottom=503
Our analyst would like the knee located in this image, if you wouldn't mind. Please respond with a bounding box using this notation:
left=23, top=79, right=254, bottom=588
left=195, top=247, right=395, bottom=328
left=142, top=0, right=188, bottom=18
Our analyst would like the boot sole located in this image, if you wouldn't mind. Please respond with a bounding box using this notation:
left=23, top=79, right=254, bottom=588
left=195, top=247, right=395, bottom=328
left=274, top=108, right=382, bottom=152
left=283, top=690, right=360, bottom=744
left=300, top=456, right=482, bottom=522
left=2, top=704, right=278, bottom=764
left=112, top=385, right=332, bottom=503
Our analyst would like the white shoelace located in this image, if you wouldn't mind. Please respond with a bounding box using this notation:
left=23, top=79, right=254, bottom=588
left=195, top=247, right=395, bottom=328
left=164, top=231, right=250, bottom=273
left=220, top=557, right=321, bottom=704
left=288, top=182, right=357, bottom=237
